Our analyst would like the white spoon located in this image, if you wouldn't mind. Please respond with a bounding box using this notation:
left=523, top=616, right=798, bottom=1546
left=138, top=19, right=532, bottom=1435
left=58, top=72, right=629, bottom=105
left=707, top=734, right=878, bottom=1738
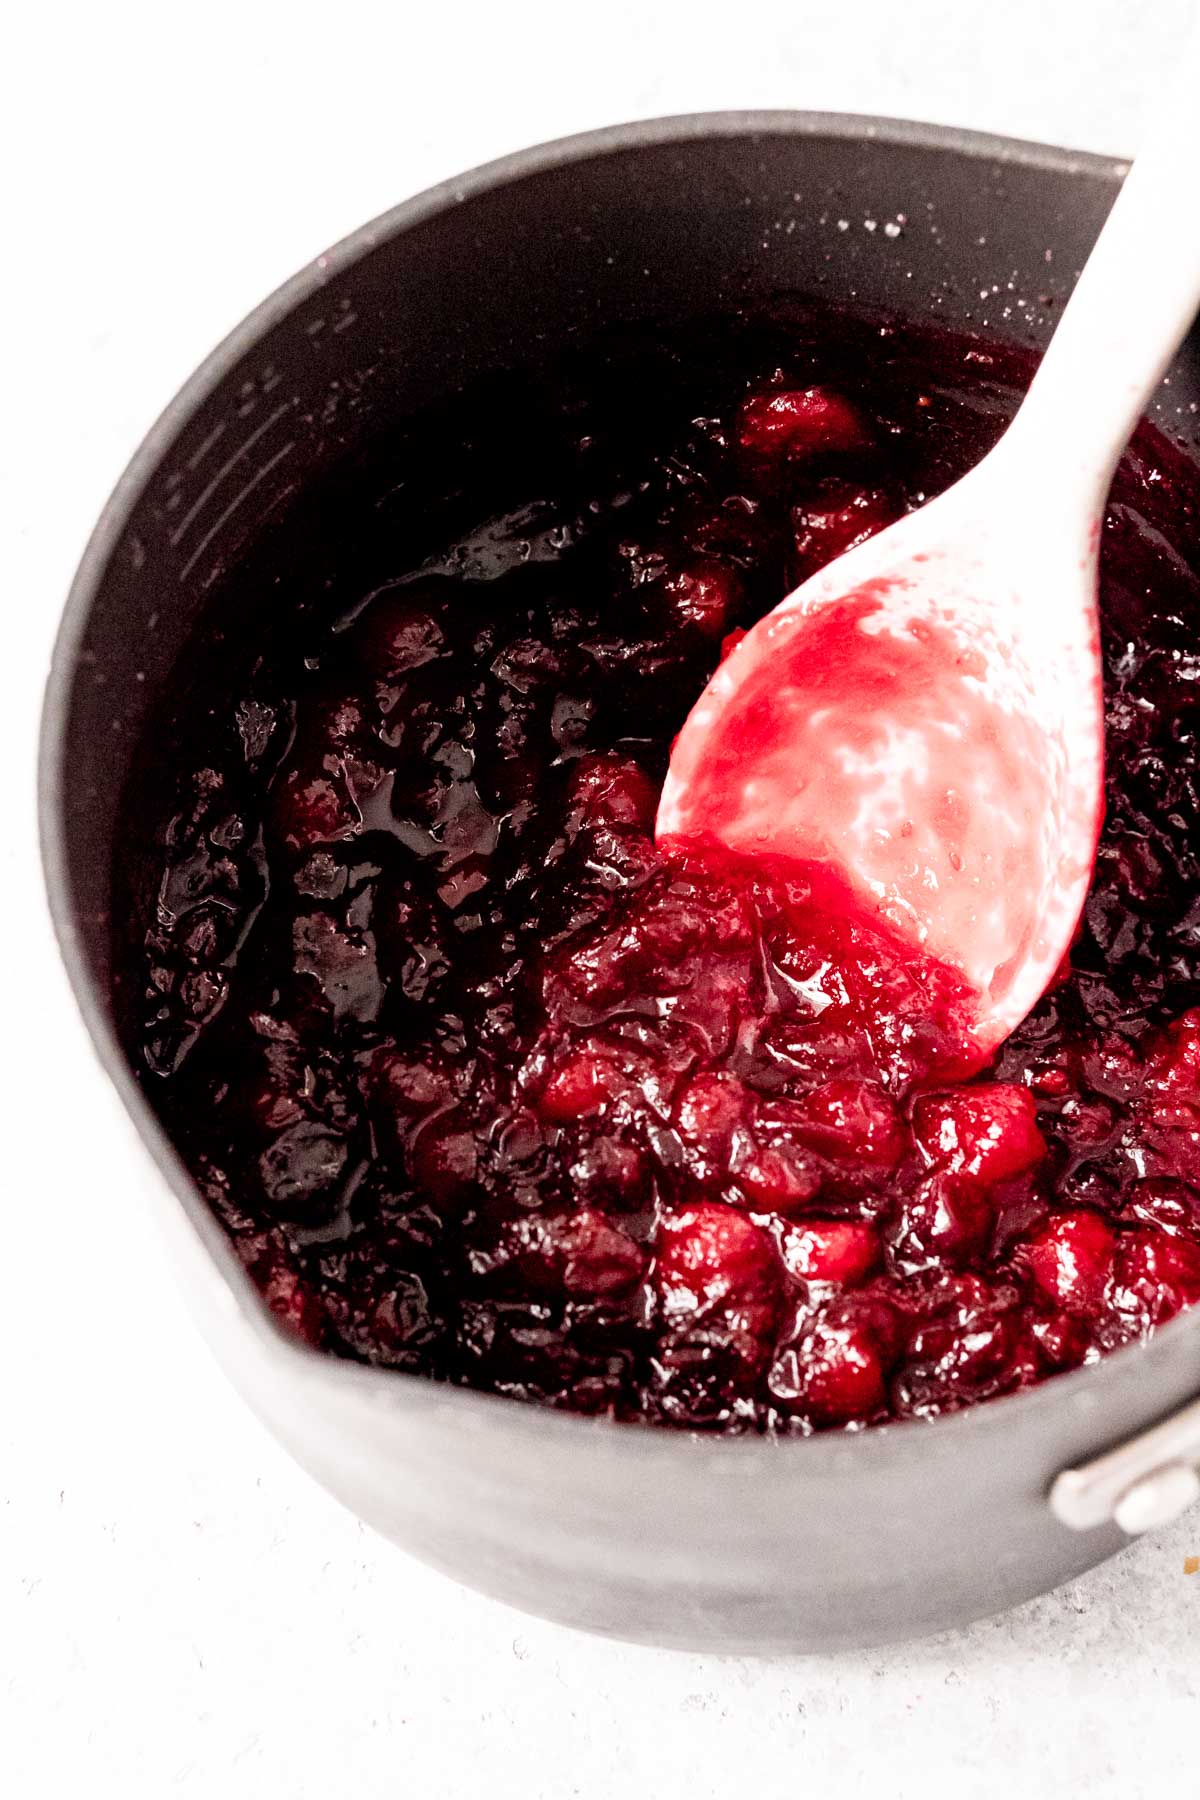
left=658, top=37, right=1200, bottom=1056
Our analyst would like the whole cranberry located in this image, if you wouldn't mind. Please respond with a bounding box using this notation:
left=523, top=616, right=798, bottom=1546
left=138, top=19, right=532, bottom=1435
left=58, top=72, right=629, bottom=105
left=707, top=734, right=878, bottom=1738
left=733, top=1134, right=824, bottom=1214
left=565, top=753, right=658, bottom=831
left=407, top=1109, right=480, bottom=1208
left=654, top=560, right=743, bottom=640
left=537, top=1041, right=652, bottom=1123
left=790, top=1078, right=906, bottom=1175
left=271, top=766, right=361, bottom=853
left=673, top=1071, right=755, bottom=1184
left=889, top=1173, right=995, bottom=1274
left=1023, top=1211, right=1116, bottom=1316
left=355, top=590, right=448, bottom=680
left=655, top=1203, right=781, bottom=1368
left=912, top=1084, right=1046, bottom=1186
left=769, top=1296, right=896, bottom=1424
left=779, top=1218, right=881, bottom=1287
left=736, top=385, right=871, bottom=465
left=1114, top=1228, right=1200, bottom=1327
left=791, top=479, right=898, bottom=583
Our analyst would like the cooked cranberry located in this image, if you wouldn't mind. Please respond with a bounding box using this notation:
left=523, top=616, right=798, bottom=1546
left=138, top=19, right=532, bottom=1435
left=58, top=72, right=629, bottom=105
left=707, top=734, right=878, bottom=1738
left=654, top=560, right=743, bottom=640
left=365, top=1273, right=442, bottom=1363
left=565, top=753, right=658, bottom=830
left=257, top=1122, right=348, bottom=1220
left=1031, top=1309, right=1093, bottom=1372
left=473, top=1207, right=646, bottom=1300
left=736, top=385, right=871, bottom=464
left=655, top=1203, right=780, bottom=1365
left=672, top=1071, right=755, bottom=1187
left=790, top=1078, right=905, bottom=1175
left=912, top=1084, right=1046, bottom=1186
left=537, top=1040, right=657, bottom=1123
left=1146, top=1008, right=1200, bottom=1094
left=407, top=1110, right=480, bottom=1208
left=897, top=1285, right=1036, bottom=1414
left=780, top=1218, right=881, bottom=1287
left=245, top=1238, right=326, bottom=1346
left=1023, top=1212, right=1116, bottom=1317
left=355, top=591, right=447, bottom=679
left=769, top=1297, right=895, bottom=1424
left=1121, top=1177, right=1200, bottom=1240
left=370, top=1049, right=456, bottom=1119
left=567, top=1136, right=651, bottom=1208
left=733, top=1136, right=824, bottom=1213
left=890, top=1174, right=994, bottom=1273
left=1114, top=1228, right=1200, bottom=1328
left=791, top=479, right=898, bottom=582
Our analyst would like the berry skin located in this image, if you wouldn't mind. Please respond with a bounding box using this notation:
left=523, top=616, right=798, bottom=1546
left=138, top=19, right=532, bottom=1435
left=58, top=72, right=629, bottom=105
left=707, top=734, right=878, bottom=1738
left=769, top=1297, right=896, bottom=1424
left=356, top=593, right=447, bottom=680
left=1114, top=1228, right=1200, bottom=1328
left=271, top=767, right=361, bottom=853
left=736, top=386, right=871, bottom=464
left=257, top=1122, right=348, bottom=1221
left=791, top=480, right=898, bottom=582
left=1023, top=1212, right=1116, bottom=1317
left=565, top=752, right=658, bottom=831
left=779, top=1218, right=881, bottom=1287
left=655, top=1204, right=781, bottom=1362
left=655, top=560, right=743, bottom=640
left=890, top=1174, right=995, bottom=1273
left=473, top=1206, right=647, bottom=1301
left=913, top=1084, right=1046, bottom=1186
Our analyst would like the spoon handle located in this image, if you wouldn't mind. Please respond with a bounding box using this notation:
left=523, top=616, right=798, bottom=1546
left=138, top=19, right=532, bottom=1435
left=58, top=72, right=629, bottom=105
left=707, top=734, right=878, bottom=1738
left=1003, top=18, right=1200, bottom=512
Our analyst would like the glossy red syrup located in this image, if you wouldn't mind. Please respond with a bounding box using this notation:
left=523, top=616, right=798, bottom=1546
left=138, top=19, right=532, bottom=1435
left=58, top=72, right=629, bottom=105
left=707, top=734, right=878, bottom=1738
left=119, top=309, right=1200, bottom=1431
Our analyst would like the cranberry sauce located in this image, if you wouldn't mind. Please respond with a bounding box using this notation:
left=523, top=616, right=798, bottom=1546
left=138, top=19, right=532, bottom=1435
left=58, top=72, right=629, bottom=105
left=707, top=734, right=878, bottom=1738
left=119, top=306, right=1200, bottom=1432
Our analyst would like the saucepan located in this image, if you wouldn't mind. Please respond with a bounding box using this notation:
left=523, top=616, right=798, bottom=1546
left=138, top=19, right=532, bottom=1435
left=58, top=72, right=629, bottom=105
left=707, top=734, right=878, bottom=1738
left=39, top=114, right=1200, bottom=1652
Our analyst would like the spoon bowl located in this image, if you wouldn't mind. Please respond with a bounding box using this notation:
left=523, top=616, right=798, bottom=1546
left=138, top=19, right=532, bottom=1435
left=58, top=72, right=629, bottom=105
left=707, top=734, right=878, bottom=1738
left=658, top=445, right=1105, bottom=1052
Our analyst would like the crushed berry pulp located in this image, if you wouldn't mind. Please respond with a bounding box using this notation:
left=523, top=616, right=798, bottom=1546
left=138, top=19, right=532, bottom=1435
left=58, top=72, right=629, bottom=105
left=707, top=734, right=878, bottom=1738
left=120, top=306, right=1200, bottom=1432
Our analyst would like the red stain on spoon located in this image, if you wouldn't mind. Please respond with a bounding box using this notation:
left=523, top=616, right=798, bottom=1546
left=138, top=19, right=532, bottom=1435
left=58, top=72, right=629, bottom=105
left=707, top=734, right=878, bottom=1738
left=658, top=577, right=1060, bottom=1036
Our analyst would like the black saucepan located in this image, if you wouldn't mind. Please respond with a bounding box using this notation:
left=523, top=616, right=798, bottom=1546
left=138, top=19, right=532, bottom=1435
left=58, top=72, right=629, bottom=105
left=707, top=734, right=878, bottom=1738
left=40, top=114, right=1200, bottom=1652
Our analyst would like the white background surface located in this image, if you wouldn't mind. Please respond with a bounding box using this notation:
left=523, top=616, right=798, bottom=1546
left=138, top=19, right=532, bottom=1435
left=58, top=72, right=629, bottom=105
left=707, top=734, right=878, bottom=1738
left=5, top=1, right=1200, bottom=1792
